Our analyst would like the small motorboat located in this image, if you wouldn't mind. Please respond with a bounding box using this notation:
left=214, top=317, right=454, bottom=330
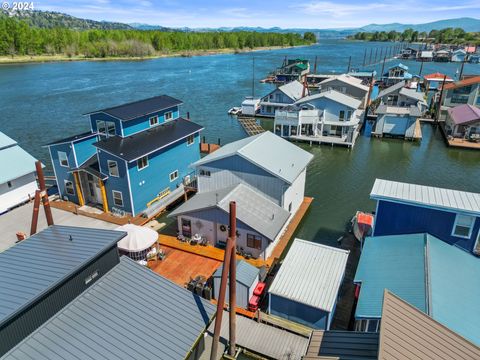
left=228, top=107, right=241, bottom=115
left=352, top=211, right=374, bottom=244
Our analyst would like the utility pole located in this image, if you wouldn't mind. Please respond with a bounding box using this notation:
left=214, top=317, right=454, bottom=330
left=30, top=161, right=54, bottom=235
left=435, top=75, right=447, bottom=123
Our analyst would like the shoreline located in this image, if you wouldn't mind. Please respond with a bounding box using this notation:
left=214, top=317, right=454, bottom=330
left=0, top=44, right=312, bottom=65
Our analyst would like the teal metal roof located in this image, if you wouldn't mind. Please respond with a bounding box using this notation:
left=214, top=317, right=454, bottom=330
left=354, top=233, right=427, bottom=318
left=428, top=238, right=480, bottom=346
left=0, top=144, right=39, bottom=184
left=355, top=233, right=480, bottom=346
left=0, top=132, right=16, bottom=150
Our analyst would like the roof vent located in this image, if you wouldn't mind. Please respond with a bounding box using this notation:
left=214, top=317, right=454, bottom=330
left=271, top=214, right=275, bottom=220
left=69, top=235, right=73, bottom=241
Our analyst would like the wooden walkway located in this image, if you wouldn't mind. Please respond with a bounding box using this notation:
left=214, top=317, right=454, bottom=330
left=412, top=119, right=422, bottom=140
left=158, top=197, right=313, bottom=269
left=237, top=116, right=265, bottom=136
left=330, top=232, right=361, bottom=330
left=50, top=200, right=146, bottom=226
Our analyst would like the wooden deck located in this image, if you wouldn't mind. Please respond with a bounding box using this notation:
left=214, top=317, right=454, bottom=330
left=447, top=137, right=480, bottom=150
left=158, top=197, right=313, bottom=269
left=50, top=200, right=146, bottom=226
left=412, top=119, right=422, bottom=140
left=237, top=117, right=265, bottom=136
left=149, top=246, right=221, bottom=286
left=200, top=142, right=221, bottom=154
left=330, top=232, right=362, bottom=330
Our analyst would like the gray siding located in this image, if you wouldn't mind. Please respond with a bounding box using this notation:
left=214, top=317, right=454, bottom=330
left=197, top=155, right=288, bottom=207
left=213, top=279, right=250, bottom=309
left=320, top=79, right=367, bottom=100
left=0, top=246, right=119, bottom=356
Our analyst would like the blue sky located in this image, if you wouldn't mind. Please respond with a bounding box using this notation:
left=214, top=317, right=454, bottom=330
left=36, top=0, right=480, bottom=28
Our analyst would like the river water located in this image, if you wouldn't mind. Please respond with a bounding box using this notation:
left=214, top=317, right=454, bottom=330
left=1, top=40, right=479, bottom=245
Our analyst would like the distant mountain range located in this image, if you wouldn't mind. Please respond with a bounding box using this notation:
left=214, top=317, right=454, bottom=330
left=2, top=10, right=480, bottom=37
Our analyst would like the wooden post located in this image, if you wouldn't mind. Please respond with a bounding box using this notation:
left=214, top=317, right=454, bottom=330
left=228, top=201, right=237, bottom=357
left=381, top=56, right=386, bottom=79
left=313, top=56, right=317, bottom=74
left=435, top=75, right=448, bottom=123
left=459, top=58, right=466, bottom=80
left=73, top=171, right=85, bottom=206
left=30, top=190, right=41, bottom=236
left=98, top=178, right=109, bottom=213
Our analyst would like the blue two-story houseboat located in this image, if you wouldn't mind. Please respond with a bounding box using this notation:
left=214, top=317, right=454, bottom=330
left=370, top=178, right=480, bottom=254
left=46, top=95, right=203, bottom=216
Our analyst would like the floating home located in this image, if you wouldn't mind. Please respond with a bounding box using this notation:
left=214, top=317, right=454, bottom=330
left=316, top=74, right=370, bottom=108
left=451, top=49, right=467, bottom=62
left=354, top=232, right=480, bottom=346
left=445, top=104, right=480, bottom=142
left=370, top=178, right=480, bottom=254
left=273, top=58, right=310, bottom=83
left=212, top=259, right=260, bottom=309
left=433, top=49, right=451, bottom=62
left=0, top=132, right=40, bottom=214
left=268, top=239, right=349, bottom=330
left=46, top=95, right=203, bottom=217
left=441, top=76, right=480, bottom=108
left=423, top=72, right=454, bottom=91
left=346, top=70, right=377, bottom=84
left=418, top=50, right=433, bottom=62
left=258, top=80, right=305, bottom=117
left=0, top=225, right=215, bottom=360
left=381, top=63, right=414, bottom=86
left=170, top=132, right=313, bottom=259
left=304, top=290, right=480, bottom=359
left=400, top=47, right=419, bottom=60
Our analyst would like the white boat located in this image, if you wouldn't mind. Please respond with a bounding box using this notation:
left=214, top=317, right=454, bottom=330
left=228, top=107, right=241, bottom=115
left=351, top=211, right=374, bottom=245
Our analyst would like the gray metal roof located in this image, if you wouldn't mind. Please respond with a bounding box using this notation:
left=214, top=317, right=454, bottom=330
left=193, top=131, right=313, bottom=184
left=376, top=105, right=422, bottom=117
left=2, top=256, right=216, bottom=360
left=0, top=225, right=126, bottom=327
left=268, top=239, right=349, bottom=312
left=370, top=178, right=480, bottom=216
left=278, top=80, right=305, bottom=101
left=213, top=260, right=259, bottom=287
left=399, top=87, right=426, bottom=104
left=296, top=89, right=362, bottom=110
left=319, top=74, right=369, bottom=92
left=377, top=81, right=407, bottom=99
left=170, top=183, right=291, bottom=240
left=207, top=311, right=309, bottom=359
left=304, top=330, right=379, bottom=360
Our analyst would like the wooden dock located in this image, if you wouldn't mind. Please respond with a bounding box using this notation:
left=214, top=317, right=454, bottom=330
left=237, top=116, right=265, bottom=136
left=330, top=232, right=361, bottom=330
left=200, top=142, right=220, bottom=154
left=412, top=119, right=422, bottom=140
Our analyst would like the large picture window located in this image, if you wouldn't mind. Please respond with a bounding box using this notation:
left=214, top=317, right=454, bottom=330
left=452, top=214, right=475, bottom=238
left=247, top=234, right=262, bottom=250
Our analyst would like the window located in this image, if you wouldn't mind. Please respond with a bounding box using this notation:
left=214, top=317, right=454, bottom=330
left=169, top=170, right=179, bottom=182
left=452, top=214, right=475, bottom=238
left=347, top=110, right=352, bottom=120
left=7, top=181, right=12, bottom=188
left=137, top=156, right=148, bottom=170
left=164, top=111, right=173, bottom=121
left=108, top=160, right=119, bottom=177
left=107, top=122, right=116, bottom=136
left=58, top=151, right=69, bottom=167
left=199, top=169, right=211, bottom=177
left=339, top=110, right=345, bottom=121
left=112, top=190, right=123, bottom=207
left=247, top=234, right=262, bottom=250
left=186, top=134, right=194, bottom=146
left=149, top=115, right=158, bottom=126
left=64, top=180, right=75, bottom=195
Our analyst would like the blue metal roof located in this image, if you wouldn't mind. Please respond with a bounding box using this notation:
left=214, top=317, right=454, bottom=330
left=0, top=225, right=126, bottom=327
left=355, top=233, right=480, bottom=346
left=354, top=233, right=427, bottom=318
left=0, top=132, right=16, bottom=150
left=3, top=256, right=216, bottom=360
left=0, top=144, right=39, bottom=184
left=213, top=259, right=259, bottom=287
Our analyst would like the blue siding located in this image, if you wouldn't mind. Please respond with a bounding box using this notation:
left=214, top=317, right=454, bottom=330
left=128, top=132, right=200, bottom=215
left=270, top=294, right=329, bottom=329
left=122, top=106, right=180, bottom=136
left=302, top=97, right=356, bottom=120
left=73, top=136, right=97, bottom=166
left=374, top=200, right=480, bottom=253
left=97, top=150, right=133, bottom=214
left=49, top=143, right=78, bottom=204
left=89, top=113, right=123, bottom=136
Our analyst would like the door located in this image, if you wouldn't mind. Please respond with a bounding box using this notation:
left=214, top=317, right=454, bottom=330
left=86, top=173, right=103, bottom=205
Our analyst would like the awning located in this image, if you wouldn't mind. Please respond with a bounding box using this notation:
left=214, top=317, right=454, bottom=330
left=70, top=155, right=108, bottom=180
left=115, top=224, right=158, bottom=252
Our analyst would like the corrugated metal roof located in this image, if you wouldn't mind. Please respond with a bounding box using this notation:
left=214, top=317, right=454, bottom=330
left=0, top=225, right=126, bottom=327
left=354, top=233, right=427, bottom=318
left=399, top=87, right=426, bottom=104
left=370, top=178, right=480, bottom=216
left=377, top=81, right=406, bottom=99
left=376, top=105, right=422, bottom=117
left=278, top=80, right=305, bottom=101
left=94, top=117, right=203, bottom=162
left=319, top=74, right=369, bottom=92
left=379, top=290, right=480, bottom=360
left=193, top=131, right=313, bottom=184
left=213, top=260, right=259, bottom=287
left=428, top=236, right=480, bottom=346
left=296, top=90, right=362, bottom=110
left=447, top=104, right=480, bottom=125
left=0, top=132, right=16, bottom=150
left=304, top=330, right=379, bottom=360
left=0, top=144, right=39, bottom=184
left=170, top=183, right=290, bottom=240
left=208, top=311, right=309, bottom=359
left=3, top=256, right=216, bottom=360
left=85, top=94, right=183, bottom=121
left=268, top=239, right=349, bottom=312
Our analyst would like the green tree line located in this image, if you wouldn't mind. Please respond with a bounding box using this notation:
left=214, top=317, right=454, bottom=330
left=0, top=17, right=314, bottom=58
left=349, top=27, right=480, bottom=45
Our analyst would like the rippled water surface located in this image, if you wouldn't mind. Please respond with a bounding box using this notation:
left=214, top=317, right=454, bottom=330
left=1, top=40, right=479, bottom=244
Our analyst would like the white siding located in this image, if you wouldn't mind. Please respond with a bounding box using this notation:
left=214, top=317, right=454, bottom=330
left=283, top=169, right=306, bottom=214
left=0, top=172, right=37, bottom=213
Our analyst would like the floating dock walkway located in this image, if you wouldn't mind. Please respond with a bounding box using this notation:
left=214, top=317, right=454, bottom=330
left=237, top=116, right=265, bottom=136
